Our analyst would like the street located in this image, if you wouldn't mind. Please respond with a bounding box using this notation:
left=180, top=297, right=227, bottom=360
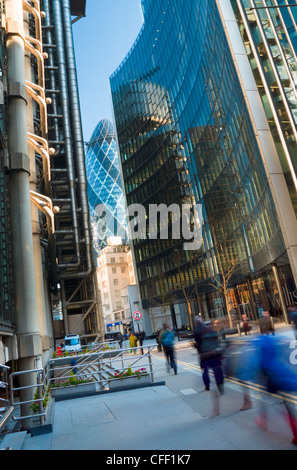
left=16, top=328, right=297, bottom=451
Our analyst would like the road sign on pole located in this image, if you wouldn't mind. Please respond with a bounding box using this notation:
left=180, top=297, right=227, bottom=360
left=133, top=311, right=142, bottom=321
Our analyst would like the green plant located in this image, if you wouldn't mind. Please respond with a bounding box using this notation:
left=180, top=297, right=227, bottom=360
left=50, top=372, right=93, bottom=389
left=30, top=386, right=51, bottom=413
left=68, top=371, right=78, bottom=385
left=110, top=367, right=148, bottom=381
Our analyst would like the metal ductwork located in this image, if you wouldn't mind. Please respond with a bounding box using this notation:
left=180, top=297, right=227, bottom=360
left=41, top=0, right=103, bottom=340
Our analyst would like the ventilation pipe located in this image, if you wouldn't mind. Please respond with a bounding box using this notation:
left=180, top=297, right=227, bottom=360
left=61, top=0, right=93, bottom=278
left=51, top=0, right=93, bottom=278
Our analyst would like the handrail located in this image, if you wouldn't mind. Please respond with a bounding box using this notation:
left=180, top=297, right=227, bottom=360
left=0, top=364, right=11, bottom=432
left=4, top=344, right=156, bottom=429
left=47, top=345, right=156, bottom=390
left=9, top=369, right=47, bottom=426
left=51, top=340, right=121, bottom=380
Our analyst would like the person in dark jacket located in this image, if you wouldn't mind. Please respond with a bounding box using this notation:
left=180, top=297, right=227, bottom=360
left=194, top=317, right=224, bottom=415
left=194, top=319, right=224, bottom=392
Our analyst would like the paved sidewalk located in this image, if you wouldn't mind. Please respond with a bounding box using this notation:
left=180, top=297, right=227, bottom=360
left=19, top=322, right=297, bottom=451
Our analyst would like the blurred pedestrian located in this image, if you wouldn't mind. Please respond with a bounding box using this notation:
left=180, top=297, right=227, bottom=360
left=193, top=316, right=207, bottom=385
left=259, top=310, right=275, bottom=335
left=156, top=329, right=162, bottom=352
left=129, top=331, right=138, bottom=354
left=241, top=314, right=251, bottom=336
left=117, top=332, right=123, bottom=349
left=137, top=330, right=146, bottom=354
left=159, top=323, right=177, bottom=374
left=194, top=319, right=224, bottom=416
left=238, top=322, right=297, bottom=445
left=288, top=307, right=297, bottom=339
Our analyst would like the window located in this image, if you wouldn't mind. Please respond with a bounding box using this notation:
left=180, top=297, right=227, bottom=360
left=113, top=279, right=119, bottom=285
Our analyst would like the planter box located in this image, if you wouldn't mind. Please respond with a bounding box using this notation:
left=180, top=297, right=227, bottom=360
left=51, top=382, right=96, bottom=397
left=109, top=375, right=152, bottom=390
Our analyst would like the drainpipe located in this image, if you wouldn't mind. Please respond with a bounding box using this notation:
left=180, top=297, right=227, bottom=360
left=5, top=0, right=41, bottom=427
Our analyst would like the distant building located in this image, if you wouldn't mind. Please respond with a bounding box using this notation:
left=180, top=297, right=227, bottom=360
left=97, top=237, right=138, bottom=334
left=85, top=119, right=128, bottom=256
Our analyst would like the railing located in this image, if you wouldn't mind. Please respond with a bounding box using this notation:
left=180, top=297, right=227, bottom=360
left=52, top=340, right=121, bottom=380
left=0, top=364, right=13, bottom=432
left=4, top=343, right=156, bottom=429
left=9, top=368, right=48, bottom=427
left=46, top=344, right=156, bottom=391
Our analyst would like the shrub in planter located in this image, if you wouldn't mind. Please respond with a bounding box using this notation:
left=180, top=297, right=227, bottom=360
left=30, top=386, right=51, bottom=413
left=110, top=367, right=148, bottom=381
left=50, top=371, right=93, bottom=389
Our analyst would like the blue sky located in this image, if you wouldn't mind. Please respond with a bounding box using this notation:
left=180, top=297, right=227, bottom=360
left=72, top=0, right=144, bottom=143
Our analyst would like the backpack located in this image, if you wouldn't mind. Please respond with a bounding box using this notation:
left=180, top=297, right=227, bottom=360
left=161, top=330, right=174, bottom=348
left=199, top=328, right=222, bottom=359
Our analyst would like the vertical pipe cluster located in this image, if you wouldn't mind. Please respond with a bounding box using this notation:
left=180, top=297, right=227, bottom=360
left=5, top=0, right=41, bottom=426
left=46, top=0, right=92, bottom=277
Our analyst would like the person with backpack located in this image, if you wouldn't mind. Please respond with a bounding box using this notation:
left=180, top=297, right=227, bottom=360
left=194, top=320, right=224, bottom=416
left=194, top=320, right=224, bottom=391
left=159, top=323, right=177, bottom=374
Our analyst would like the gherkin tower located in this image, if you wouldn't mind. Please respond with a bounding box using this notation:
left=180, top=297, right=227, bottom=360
left=86, top=119, right=128, bottom=255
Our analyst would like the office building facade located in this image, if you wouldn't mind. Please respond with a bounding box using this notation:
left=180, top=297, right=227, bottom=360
left=85, top=119, right=128, bottom=256
left=110, top=0, right=297, bottom=328
left=0, top=0, right=102, bottom=416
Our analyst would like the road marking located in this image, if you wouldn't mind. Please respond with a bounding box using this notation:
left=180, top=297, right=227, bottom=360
left=176, top=359, right=297, bottom=405
left=180, top=388, right=198, bottom=396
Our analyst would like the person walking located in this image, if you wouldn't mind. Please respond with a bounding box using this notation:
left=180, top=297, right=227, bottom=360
left=129, top=331, right=138, bottom=354
left=193, top=316, right=209, bottom=389
left=138, top=330, right=146, bottom=355
left=159, top=323, right=177, bottom=374
left=117, top=332, right=123, bottom=349
left=288, top=307, right=297, bottom=339
left=194, top=319, right=224, bottom=392
left=259, top=310, right=275, bottom=335
left=241, top=314, right=251, bottom=336
left=194, top=319, right=224, bottom=416
left=238, top=321, right=297, bottom=445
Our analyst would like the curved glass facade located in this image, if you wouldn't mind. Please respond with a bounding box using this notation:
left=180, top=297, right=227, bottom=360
left=110, top=0, right=290, bottom=323
left=85, top=119, right=127, bottom=255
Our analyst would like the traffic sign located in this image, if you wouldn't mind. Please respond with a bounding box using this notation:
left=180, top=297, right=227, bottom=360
left=133, top=311, right=142, bottom=321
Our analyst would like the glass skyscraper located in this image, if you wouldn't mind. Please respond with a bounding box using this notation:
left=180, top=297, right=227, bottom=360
left=110, top=0, right=296, bottom=328
left=86, top=119, right=128, bottom=255
left=230, top=0, right=297, bottom=214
